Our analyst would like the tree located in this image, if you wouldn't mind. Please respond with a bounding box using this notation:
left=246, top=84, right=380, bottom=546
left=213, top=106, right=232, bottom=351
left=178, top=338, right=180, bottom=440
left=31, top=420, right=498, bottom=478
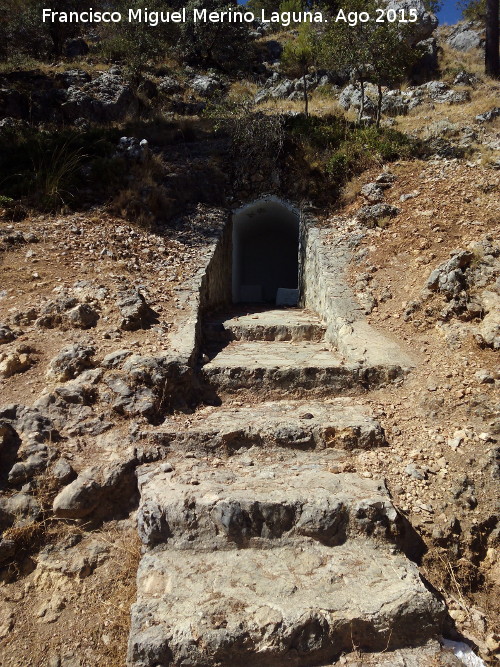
left=320, top=0, right=421, bottom=126
left=281, top=24, right=317, bottom=116
left=98, top=0, right=178, bottom=79
left=364, top=21, right=421, bottom=125
left=485, top=0, right=500, bottom=77
left=178, top=0, right=255, bottom=72
left=458, top=0, right=488, bottom=22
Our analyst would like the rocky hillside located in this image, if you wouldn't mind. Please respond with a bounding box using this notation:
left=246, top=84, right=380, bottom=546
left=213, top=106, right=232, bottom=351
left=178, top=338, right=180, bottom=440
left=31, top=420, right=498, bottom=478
left=1, top=4, right=499, bottom=667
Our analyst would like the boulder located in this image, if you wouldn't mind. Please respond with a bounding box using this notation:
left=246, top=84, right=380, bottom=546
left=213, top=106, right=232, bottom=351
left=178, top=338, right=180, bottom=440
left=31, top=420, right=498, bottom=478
left=8, top=452, right=47, bottom=484
left=116, top=137, right=150, bottom=162
left=453, top=70, right=480, bottom=86
left=158, top=76, right=181, bottom=94
left=56, top=69, right=91, bottom=88
left=52, top=468, right=103, bottom=519
left=51, top=457, right=76, bottom=485
left=52, top=460, right=137, bottom=519
left=86, top=73, right=138, bottom=121
left=65, top=303, right=99, bottom=329
left=61, top=87, right=98, bottom=122
left=190, top=75, right=224, bottom=97
left=117, top=289, right=156, bottom=331
left=358, top=204, right=400, bottom=227
left=46, top=344, right=95, bottom=382
left=385, top=0, right=438, bottom=45
left=361, top=183, right=385, bottom=203
left=0, top=324, right=16, bottom=344
left=339, top=84, right=377, bottom=116
left=411, top=37, right=439, bottom=82
left=0, top=492, right=42, bottom=527
left=447, top=21, right=484, bottom=51
left=476, top=291, right=500, bottom=350
left=62, top=73, right=138, bottom=123
left=269, top=79, right=294, bottom=99
left=0, top=352, right=32, bottom=378
left=476, top=107, right=500, bottom=123
left=421, top=81, right=471, bottom=105
left=425, top=250, right=474, bottom=298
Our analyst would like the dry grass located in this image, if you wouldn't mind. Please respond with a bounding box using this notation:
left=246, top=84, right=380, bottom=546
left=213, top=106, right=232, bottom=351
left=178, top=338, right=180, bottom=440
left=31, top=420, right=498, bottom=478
left=256, top=91, right=344, bottom=117
left=89, top=526, right=141, bottom=666
left=439, top=42, right=486, bottom=81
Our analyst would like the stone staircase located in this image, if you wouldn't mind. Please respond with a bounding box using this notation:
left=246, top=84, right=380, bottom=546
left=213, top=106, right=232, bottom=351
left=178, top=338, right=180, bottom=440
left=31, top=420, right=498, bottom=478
left=201, top=308, right=403, bottom=399
left=127, top=306, right=451, bottom=667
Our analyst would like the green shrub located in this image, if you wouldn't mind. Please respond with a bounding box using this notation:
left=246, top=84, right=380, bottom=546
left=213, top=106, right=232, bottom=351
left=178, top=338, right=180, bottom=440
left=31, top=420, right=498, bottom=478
left=286, top=113, right=417, bottom=196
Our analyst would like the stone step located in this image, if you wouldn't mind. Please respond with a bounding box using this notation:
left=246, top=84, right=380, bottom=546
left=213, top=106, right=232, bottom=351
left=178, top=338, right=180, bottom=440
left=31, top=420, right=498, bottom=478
left=136, top=464, right=407, bottom=550
left=203, top=308, right=326, bottom=343
left=127, top=539, right=444, bottom=667
left=147, top=399, right=385, bottom=454
left=201, top=340, right=402, bottom=398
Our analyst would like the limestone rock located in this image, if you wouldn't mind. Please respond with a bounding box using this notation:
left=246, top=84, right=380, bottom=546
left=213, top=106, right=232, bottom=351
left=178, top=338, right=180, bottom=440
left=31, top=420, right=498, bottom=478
left=52, top=469, right=102, bottom=519
left=385, top=0, right=438, bottom=45
left=421, top=81, right=470, bottom=104
left=158, top=76, right=181, bottom=94
left=0, top=324, right=16, bottom=344
left=0, top=351, right=32, bottom=378
left=51, top=458, right=76, bottom=485
left=55, top=69, right=91, bottom=88
left=361, top=182, right=385, bottom=203
left=137, top=465, right=405, bottom=549
left=46, top=345, right=95, bottom=382
left=476, top=107, right=500, bottom=123
left=117, top=289, right=156, bottom=331
left=476, top=291, right=500, bottom=349
left=65, top=303, right=99, bottom=329
left=190, top=75, right=225, bottom=97
left=0, top=492, right=42, bottom=527
left=425, top=250, right=474, bottom=298
left=149, top=400, right=385, bottom=454
left=8, top=452, right=47, bottom=484
left=447, top=21, right=484, bottom=51
left=357, top=204, right=400, bottom=227
left=52, top=460, right=137, bottom=519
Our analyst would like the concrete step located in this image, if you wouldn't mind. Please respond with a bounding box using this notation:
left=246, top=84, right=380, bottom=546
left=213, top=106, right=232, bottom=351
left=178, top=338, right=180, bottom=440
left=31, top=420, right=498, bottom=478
left=128, top=538, right=444, bottom=667
left=201, top=340, right=401, bottom=398
left=203, top=308, right=326, bottom=343
left=136, top=462, right=407, bottom=550
left=147, top=399, right=385, bottom=454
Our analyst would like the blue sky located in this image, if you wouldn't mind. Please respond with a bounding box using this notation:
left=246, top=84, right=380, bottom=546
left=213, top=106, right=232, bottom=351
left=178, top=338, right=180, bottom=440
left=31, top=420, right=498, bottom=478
left=437, top=1, right=462, bottom=25
left=236, top=1, right=463, bottom=25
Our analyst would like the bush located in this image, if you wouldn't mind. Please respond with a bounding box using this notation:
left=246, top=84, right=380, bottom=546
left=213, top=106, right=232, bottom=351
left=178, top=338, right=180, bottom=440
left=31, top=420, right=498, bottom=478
left=286, top=113, right=416, bottom=194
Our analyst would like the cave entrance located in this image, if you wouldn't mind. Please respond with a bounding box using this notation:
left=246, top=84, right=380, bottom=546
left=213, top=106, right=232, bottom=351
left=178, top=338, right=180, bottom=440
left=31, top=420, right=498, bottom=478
left=232, top=199, right=300, bottom=305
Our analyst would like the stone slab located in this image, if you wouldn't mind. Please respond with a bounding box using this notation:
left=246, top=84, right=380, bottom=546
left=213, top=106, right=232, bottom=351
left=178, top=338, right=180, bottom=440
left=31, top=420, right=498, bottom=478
left=149, top=399, right=385, bottom=454
left=136, top=465, right=405, bottom=550
left=128, top=540, right=445, bottom=667
left=204, top=308, right=326, bottom=343
left=201, top=341, right=402, bottom=397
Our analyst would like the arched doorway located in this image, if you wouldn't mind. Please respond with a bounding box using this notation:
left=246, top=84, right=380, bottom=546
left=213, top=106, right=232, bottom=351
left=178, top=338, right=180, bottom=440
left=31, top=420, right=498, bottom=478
left=232, top=198, right=300, bottom=305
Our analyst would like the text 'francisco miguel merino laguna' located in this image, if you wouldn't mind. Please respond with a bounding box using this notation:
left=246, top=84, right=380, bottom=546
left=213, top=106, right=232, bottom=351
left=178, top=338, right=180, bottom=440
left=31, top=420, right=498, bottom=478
left=41, top=7, right=327, bottom=27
